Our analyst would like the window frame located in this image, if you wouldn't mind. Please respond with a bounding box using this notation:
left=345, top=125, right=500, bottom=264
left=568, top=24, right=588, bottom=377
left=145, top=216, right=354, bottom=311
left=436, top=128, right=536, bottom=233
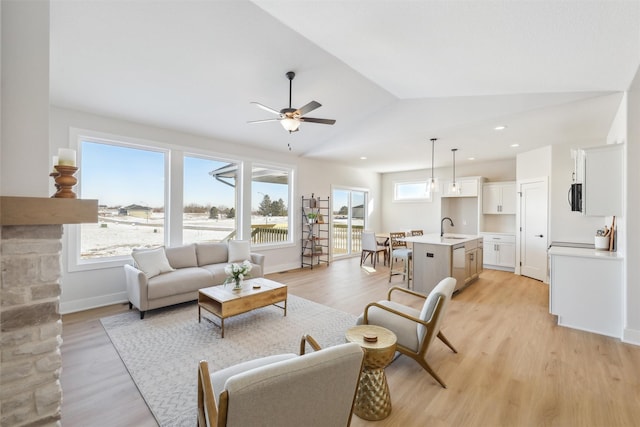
left=250, top=162, right=295, bottom=248
left=67, top=128, right=170, bottom=272
left=65, top=128, right=297, bottom=272
left=393, top=180, right=432, bottom=202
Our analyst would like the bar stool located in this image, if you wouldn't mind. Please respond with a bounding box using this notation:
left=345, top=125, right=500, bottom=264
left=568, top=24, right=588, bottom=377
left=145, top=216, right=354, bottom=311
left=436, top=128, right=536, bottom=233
left=388, top=232, right=412, bottom=287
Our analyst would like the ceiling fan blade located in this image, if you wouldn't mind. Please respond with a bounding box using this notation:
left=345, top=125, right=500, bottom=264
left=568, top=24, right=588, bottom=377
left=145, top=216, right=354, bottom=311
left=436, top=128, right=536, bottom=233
left=299, top=117, right=336, bottom=125
left=295, top=101, right=321, bottom=116
left=247, top=118, right=281, bottom=124
left=251, top=102, right=281, bottom=116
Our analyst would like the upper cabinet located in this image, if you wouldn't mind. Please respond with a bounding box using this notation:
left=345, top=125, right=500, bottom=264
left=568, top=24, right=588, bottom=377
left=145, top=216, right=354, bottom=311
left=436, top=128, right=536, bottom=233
left=482, top=182, right=516, bottom=214
left=441, top=177, right=484, bottom=197
left=582, top=144, right=624, bottom=217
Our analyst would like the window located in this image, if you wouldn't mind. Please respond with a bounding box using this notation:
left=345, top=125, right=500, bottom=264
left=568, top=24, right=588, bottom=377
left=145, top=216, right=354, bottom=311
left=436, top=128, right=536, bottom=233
left=183, top=156, right=238, bottom=244
left=251, top=164, right=292, bottom=245
left=393, top=180, right=431, bottom=202
left=70, top=128, right=296, bottom=270
left=79, top=139, right=167, bottom=260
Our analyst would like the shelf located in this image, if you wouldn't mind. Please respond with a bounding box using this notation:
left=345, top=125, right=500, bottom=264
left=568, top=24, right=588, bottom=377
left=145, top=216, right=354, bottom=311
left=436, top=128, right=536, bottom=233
left=0, top=196, right=99, bottom=225
left=301, top=195, right=330, bottom=269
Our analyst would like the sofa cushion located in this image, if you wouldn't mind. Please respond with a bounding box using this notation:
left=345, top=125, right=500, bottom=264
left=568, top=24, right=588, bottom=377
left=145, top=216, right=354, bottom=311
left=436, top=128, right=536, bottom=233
left=196, top=243, right=228, bottom=266
left=165, top=244, right=198, bottom=269
left=147, top=267, right=213, bottom=300
left=132, top=247, right=175, bottom=279
left=199, top=264, right=229, bottom=285
left=228, top=240, right=251, bottom=263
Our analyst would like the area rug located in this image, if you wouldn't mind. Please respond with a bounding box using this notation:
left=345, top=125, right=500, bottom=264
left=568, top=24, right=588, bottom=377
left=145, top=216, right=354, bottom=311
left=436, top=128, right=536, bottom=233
left=100, top=295, right=357, bottom=427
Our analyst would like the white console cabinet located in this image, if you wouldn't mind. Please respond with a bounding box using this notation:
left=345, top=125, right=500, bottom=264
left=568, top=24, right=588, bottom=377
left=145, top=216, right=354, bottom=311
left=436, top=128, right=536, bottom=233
left=548, top=247, right=623, bottom=338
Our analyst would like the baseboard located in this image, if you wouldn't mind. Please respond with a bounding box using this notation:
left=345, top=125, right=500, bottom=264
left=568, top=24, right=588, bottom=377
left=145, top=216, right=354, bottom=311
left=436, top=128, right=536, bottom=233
left=60, top=291, right=129, bottom=315
left=622, top=327, right=640, bottom=346
left=482, top=264, right=515, bottom=272
left=264, top=261, right=307, bottom=274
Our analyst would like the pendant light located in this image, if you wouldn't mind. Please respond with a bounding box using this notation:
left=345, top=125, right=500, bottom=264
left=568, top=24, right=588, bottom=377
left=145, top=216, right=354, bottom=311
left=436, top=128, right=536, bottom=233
left=429, top=138, right=439, bottom=193
left=448, top=148, right=460, bottom=194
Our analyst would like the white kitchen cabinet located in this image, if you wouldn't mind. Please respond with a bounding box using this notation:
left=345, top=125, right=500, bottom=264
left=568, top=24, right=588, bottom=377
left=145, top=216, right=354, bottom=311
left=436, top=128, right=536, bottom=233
left=482, top=182, right=516, bottom=214
left=548, top=247, right=623, bottom=338
left=481, top=233, right=515, bottom=270
left=582, top=143, right=623, bottom=217
left=441, top=177, right=482, bottom=197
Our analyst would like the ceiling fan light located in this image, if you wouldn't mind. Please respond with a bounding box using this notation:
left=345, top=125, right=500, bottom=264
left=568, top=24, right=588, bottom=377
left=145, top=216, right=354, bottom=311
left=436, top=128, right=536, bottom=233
left=281, top=118, right=300, bottom=132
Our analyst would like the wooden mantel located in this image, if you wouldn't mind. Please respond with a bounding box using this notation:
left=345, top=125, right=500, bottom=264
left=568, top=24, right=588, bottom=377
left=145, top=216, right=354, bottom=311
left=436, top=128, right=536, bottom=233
left=0, top=196, right=98, bottom=225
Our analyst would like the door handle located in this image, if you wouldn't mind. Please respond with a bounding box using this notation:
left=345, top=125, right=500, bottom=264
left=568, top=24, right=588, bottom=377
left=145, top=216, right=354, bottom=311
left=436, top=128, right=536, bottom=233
left=535, top=234, right=544, bottom=238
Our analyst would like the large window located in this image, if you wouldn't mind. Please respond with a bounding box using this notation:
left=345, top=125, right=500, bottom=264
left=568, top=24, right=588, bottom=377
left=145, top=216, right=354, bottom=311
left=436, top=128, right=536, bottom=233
left=251, top=165, right=291, bottom=245
left=79, top=140, right=166, bottom=259
left=71, top=129, right=295, bottom=268
left=183, top=156, right=237, bottom=244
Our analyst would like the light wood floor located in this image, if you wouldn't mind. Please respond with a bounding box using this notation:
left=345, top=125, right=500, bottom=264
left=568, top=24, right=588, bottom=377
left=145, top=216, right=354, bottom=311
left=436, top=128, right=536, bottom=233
left=61, top=257, right=640, bottom=426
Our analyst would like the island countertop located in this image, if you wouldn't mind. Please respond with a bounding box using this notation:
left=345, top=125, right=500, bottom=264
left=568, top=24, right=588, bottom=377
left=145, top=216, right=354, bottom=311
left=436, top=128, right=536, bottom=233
left=402, top=233, right=482, bottom=246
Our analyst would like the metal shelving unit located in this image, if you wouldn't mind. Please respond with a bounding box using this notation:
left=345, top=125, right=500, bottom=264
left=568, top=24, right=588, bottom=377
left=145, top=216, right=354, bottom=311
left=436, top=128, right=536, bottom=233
left=301, top=195, right=330, bottom=269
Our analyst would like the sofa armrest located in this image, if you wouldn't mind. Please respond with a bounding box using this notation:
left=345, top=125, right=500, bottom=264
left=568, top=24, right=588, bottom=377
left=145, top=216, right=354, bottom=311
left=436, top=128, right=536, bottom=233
left=250, top=253, right=265, bottom=275
left=124, top=264, right=149, bottom=311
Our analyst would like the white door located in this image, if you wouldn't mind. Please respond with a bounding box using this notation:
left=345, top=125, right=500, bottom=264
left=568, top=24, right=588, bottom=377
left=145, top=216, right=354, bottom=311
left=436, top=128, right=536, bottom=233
left=519, top=179, right=548, bottom=281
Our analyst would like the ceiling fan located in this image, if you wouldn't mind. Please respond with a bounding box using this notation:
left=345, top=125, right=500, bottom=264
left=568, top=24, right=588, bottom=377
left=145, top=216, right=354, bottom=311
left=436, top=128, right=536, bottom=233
left=248, top=71, right=336, bottom=134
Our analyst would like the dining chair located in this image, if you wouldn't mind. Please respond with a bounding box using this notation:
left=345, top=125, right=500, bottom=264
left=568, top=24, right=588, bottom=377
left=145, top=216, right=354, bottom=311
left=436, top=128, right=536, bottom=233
left=360, top=230, right=388, bottom=268
left=388, top=231, right=411, bottom=286
left=410, top=230, right=424, bottom=236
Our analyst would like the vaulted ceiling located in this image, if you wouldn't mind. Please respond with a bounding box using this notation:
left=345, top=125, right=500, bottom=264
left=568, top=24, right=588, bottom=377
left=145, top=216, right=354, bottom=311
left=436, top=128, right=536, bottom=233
left=50, top=0, right=640, bottom=173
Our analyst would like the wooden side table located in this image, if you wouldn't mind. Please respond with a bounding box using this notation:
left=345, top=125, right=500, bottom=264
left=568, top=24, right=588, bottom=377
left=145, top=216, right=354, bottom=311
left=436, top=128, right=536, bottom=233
left=345, top=324, right=397, bottom=420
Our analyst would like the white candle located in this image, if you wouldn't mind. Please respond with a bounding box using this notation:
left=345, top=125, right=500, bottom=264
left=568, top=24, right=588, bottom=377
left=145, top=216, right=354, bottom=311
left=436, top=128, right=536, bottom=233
left=51, top=155, right=59, bottom=173
left=58, top=148, right=76, bottom=167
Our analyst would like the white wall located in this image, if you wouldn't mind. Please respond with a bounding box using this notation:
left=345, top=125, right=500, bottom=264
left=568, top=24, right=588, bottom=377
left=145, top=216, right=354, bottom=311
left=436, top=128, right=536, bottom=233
left=624, top=66, right=640, bottom=344
left=1, top=0, right=50, bottom=197
left=381, top=158, right=515, bottom=234
left=50, top=106, right=381, bottom=313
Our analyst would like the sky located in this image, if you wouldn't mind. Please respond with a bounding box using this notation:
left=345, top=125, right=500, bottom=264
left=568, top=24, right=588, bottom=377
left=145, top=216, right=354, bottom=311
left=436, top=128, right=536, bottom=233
left=80, top=141, right=288, bottom=210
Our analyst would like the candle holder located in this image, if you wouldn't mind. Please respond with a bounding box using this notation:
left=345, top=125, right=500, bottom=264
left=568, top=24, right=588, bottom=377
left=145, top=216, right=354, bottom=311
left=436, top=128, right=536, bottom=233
left=53, top=165, right=78, bottom=199
left=49, top=171, right=61, bottom=197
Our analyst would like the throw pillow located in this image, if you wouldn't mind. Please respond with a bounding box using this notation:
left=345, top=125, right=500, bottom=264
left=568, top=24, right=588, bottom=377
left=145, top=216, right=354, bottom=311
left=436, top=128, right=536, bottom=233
left=228, top=240, right=251, bottom=263
left=132, top=247, right=175, bottom=278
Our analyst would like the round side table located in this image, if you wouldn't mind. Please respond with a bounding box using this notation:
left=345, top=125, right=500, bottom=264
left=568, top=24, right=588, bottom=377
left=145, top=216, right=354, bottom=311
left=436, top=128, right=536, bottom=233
left=345, top=324, right=397, bottom=420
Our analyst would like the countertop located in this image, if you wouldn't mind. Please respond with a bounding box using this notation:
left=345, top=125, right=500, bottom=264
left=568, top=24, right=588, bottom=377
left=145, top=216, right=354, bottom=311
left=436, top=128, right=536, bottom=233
left=548, top=246, right=623, bottom=260
left=402, top=233, right=481, bottom=246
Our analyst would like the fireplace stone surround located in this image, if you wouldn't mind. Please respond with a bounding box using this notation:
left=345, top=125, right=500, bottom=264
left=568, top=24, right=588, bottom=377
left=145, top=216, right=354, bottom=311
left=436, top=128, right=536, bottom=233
left=1, top=197, right=97, bottom=426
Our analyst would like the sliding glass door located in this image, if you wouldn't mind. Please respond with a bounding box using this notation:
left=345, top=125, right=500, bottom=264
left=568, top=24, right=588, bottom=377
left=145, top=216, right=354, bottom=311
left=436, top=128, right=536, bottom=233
left=332, top=188, right=367, bottom=258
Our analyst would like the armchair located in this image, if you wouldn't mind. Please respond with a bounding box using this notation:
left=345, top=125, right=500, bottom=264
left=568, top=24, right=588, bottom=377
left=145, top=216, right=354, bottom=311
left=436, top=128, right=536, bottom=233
left=197, top=336, right=364, bottom=427
left=357, top=277, right=457, bottom=388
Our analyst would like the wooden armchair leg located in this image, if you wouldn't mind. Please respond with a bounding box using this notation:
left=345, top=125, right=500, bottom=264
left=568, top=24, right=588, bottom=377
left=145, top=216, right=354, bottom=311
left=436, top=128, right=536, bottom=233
left=437, top=331, right=457, bottom=353
left=417, top=358, right=447, bottom=389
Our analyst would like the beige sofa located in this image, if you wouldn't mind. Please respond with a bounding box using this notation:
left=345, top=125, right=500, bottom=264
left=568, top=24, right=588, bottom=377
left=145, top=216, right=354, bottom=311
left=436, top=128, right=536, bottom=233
left=124, top=241, right=264, bottom=319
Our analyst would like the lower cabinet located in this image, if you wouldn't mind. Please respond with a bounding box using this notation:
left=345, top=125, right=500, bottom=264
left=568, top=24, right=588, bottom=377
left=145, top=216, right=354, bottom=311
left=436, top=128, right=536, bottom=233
left=481, top=233, right=515, bottom=271
left=548, top=248, right=623, bottom=338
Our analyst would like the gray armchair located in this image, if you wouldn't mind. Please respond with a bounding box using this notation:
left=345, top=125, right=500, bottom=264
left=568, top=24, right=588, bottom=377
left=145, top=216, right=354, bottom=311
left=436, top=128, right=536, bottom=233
left=197, top=336, right=364, bottom=427
left=357, top=277, right=457, bottom=388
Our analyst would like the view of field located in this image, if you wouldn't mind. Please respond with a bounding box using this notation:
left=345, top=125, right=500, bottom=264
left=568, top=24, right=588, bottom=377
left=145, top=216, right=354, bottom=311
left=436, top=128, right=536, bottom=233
left=80, top=210, right=288, bottom=259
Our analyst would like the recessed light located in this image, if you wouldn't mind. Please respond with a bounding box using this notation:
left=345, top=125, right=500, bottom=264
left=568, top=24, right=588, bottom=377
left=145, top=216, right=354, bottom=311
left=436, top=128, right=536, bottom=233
left=468, top=157, right=475, bottom=161
left=510, top=143, right=519, bottom=148
left=360, top=156, right=367, bottom=160
left=494, top=125, right=507, bottom=131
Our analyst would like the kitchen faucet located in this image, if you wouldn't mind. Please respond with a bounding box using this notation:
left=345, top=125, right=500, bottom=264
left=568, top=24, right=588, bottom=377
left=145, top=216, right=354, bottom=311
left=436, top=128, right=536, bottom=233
left=441, top=217, right=454, bottom=237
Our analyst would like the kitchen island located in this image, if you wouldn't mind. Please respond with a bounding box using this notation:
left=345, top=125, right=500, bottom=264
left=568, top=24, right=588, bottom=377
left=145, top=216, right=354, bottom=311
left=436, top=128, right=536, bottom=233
left=403, top=234, right=483, bottom=295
